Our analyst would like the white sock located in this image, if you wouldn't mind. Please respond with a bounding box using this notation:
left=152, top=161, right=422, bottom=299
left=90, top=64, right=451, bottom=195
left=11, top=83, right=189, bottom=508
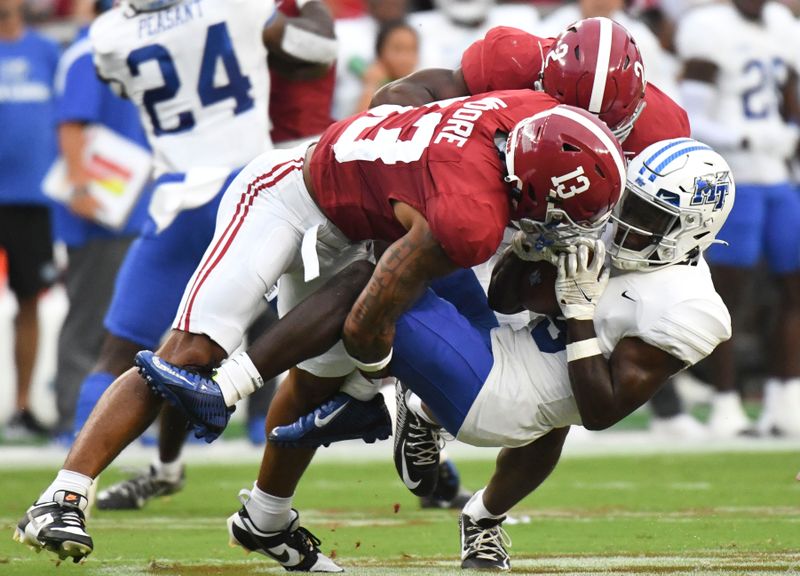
left=245, top=483, right=294, bottom=532
left=340, top=371, right=380, bottom=401
left=154, top=458, right=183, bottom=483
left=38, top=470, right=93, bottom=507
left=462, top=488, right=504, bottom=521
left=407, top=392, right=437, bottom=426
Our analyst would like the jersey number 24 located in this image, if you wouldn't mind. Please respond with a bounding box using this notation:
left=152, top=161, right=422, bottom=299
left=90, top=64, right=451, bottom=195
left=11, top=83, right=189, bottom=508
left=126, top=22, right=254, bottom=136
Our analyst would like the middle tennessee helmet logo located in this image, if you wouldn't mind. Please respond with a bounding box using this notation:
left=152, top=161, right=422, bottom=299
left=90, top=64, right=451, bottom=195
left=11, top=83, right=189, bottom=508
left=550, top=166, right=591, bottom=199
left=690, top=172, right=730, bottom=210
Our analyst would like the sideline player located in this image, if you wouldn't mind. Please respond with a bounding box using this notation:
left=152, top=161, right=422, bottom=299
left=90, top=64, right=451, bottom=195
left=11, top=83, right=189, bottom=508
left=15, top=91, right=626, bottom=568
left=63, top=0, right=337, bottom=510
left=676, top=0, right=800, bottom=437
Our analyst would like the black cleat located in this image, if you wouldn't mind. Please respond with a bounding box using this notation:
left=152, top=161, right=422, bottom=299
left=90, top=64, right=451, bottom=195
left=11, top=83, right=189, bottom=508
left=14, top=490, right=93, bottom=563
left=97, top=464, right=185, bottom=510
left=420, top=460, right=473, bottom=509
left=460, top=513, right=511, bottom=571
left=394, top=382, right=443, bottom=497
left=227, top=490, right=342, bottom=572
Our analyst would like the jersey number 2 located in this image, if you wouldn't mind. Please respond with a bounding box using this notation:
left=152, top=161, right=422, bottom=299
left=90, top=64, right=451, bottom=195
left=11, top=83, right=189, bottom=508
left=127, top=22, right=254, bottom=136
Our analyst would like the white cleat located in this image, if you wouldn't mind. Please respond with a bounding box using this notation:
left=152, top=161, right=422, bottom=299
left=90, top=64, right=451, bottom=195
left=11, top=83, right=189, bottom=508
left=708, top=392, right=753, bottom=438
left=650, top=413, right=708, bottom=439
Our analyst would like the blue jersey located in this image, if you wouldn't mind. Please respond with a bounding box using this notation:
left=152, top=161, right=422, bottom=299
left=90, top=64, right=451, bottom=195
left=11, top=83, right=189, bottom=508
left=0, top=30, right=59, bottom=205
left=52, top=27, right=152, bottom=246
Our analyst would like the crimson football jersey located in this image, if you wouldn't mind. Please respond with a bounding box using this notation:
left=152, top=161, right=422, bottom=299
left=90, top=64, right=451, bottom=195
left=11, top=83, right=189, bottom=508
left=460, top=26, right=689, bottom=156
left=310, top=90, right=560, bottom=268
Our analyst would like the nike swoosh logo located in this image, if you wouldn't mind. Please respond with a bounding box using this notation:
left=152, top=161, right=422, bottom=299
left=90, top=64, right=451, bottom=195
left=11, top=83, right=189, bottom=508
left=400, top=440, right=421, bottom=490
left=268, top=543, right=301, bottom=566
left=621, top=290, right=636, bottom=302
left=577, top=284, right=592, bottom=303
left=314, top=401, right=349, bottom=428
left=153, top=357, right=208, bottom=390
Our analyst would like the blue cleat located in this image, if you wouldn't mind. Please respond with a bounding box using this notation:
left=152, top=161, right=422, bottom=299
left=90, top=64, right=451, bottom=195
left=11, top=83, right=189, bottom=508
left=134, top=350, right=234, bottom=443
left=268, top=392, right=392, bottom=448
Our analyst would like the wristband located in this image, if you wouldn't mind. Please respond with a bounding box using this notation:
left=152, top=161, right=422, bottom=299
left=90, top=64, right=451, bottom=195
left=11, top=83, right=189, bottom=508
left=347, top=348, right=393, bottom=373
left=566, top=338, right=602, bottom=362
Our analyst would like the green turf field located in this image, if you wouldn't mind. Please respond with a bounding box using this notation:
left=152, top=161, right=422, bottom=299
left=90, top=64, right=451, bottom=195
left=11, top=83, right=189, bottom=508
left=1, top=451, right=798, bottom=575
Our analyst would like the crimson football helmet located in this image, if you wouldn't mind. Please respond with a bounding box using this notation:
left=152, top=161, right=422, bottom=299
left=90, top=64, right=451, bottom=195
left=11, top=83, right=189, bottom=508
left=540, top=17, right=646, bottom=142
left=505, top=104, right=626, bottom=241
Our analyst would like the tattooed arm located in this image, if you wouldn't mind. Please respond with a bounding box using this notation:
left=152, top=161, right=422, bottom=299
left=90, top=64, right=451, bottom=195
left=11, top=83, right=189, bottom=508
left=342, top=202, right=458, bottom=365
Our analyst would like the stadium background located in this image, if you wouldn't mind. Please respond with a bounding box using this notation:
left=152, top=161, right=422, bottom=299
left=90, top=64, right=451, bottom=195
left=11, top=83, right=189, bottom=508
left=0, top=0, right=798, bottom=573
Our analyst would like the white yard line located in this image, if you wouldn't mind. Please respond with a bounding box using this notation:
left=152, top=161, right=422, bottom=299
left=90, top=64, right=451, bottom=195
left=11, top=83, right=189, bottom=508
left=1, top=431, right=798, bottom=469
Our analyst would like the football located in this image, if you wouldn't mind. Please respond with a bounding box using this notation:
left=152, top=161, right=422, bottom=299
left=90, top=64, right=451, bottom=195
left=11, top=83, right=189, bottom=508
left=518, top=259, right=560, bottom=317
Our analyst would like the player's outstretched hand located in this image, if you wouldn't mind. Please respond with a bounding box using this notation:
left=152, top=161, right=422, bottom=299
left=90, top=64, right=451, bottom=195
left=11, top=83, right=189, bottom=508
left=555, top=238, right=609, bottom=321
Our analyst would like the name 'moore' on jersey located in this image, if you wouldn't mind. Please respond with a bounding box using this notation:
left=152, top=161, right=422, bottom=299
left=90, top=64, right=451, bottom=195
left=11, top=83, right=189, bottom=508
left=459, top=26, right=690, bottom=156
left=90, top=0, right=273, bottom=175
left=675, top=2, right=797, bottom=183
left=459, top=257, right=731, bottom=448
left=310, top=89, right=560, bottom=269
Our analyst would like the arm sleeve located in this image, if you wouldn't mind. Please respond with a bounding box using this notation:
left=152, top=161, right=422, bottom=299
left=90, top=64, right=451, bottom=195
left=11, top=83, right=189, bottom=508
left=461, top=26, right=542, bottom=95
left=638, top=297, right=732, bottom=366
left=56, top=52, right=103, bottom=125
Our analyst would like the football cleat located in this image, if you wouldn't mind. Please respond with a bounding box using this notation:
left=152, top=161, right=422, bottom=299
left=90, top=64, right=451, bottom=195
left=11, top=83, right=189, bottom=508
left=14, top=490, right=93, bottom=563
left=459, top=512, right=511, bottom=571
left=268, top=392, right=392, bottom=448
left=419, top=460, right=473, bottom=509
left=97, top=464, right=185, bottom=510
left=393, top=382, right=443, bottom=497
left=228, top=491, right=342, bottom=572
left=135, top=350, right=234, bottom=443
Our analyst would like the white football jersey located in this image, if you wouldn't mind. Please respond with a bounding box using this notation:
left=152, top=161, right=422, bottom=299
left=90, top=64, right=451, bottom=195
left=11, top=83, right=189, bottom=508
left=410, top=5, right=539, bottom=71
left=457, top=257, right=731, bottom=448
left=675, top=2, right=797, bottom=183
left=90, top=0, right=273, bottom=175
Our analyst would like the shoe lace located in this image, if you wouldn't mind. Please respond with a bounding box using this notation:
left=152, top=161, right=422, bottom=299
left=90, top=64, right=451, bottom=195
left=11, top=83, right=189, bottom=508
left=294, top=526, right=322, bottom=554
left=58, top=507, right=86, bottom=530
left=406, top=419, right=445, bottom=467
left=464, top=521, right=512, bottom=562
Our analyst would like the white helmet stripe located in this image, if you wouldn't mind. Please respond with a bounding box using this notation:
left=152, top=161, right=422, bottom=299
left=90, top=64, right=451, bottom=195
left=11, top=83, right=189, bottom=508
left=588, top=17, right=613, bottom=114
left=551, top=106, right=626, bottom=197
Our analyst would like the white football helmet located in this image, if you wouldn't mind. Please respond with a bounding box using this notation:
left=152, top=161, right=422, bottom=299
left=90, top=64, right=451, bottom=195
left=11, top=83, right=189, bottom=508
left=127, top=0, right=182, bottom=12
left=433, top=0, right=495, bottom=25
left=609, top=138, right=735, bottom=271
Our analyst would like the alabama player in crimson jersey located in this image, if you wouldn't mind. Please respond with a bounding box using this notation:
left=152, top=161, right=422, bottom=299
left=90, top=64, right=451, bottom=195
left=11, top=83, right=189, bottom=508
left=18, top=90, right=625, bottom=569
left=269, top=0, right=336, bottom=147
left=374, top=18, right=690, bottom=156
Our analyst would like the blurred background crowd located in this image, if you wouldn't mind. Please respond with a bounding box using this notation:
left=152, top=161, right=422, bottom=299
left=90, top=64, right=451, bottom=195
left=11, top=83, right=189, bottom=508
left=1, top=0, right=799, bottom=447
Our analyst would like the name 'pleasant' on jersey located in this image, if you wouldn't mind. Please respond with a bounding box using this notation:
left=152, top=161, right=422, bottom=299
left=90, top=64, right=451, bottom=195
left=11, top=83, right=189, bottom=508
left=433, top=96, right=507, bottom=147
left=138, top=0, right=204, bottom=39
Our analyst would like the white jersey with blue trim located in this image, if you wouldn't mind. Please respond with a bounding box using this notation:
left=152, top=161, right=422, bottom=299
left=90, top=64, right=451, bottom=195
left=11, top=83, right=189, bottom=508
left=675, top=2, right=797, bottom=183
left=457, top=257, right=731, bottom=448
left=90, top=0, right=274, bottom=175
